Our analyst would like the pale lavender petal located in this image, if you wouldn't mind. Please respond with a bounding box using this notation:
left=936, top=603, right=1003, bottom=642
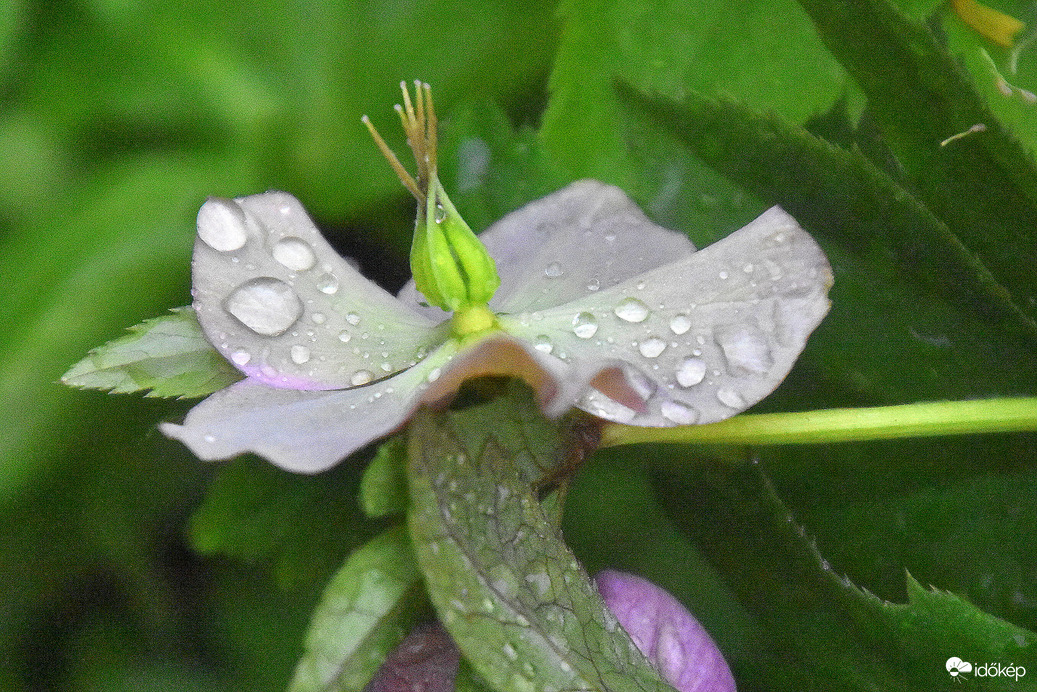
left=397, top=180, right=696, bottom=318
left=596, top=570, right=736, bottom=692
left=192, top=191, right=444, bottom=390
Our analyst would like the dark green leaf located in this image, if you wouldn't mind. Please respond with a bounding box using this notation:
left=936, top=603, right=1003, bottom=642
left=290, top=526, right=430, bottom=692
left=360, top=437, right=409, bottom=519
left=406, top=389, right=677, bottom=692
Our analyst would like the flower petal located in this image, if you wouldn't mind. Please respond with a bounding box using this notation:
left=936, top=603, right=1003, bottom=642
left=160, top=341, right=459, bottom=473
left=596, top=570, right=736, bottom=692
left=397, top=180, right=696, bottom=318
left=503, top=206, right=833, bottom=426
left=192, top=191, right=446, bottom=390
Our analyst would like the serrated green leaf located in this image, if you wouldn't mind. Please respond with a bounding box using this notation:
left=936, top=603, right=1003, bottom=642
left=289, top=525, right=430, bottom=692
left=360, top=436, right=408, bottom=519
left=61, top=306, right=241, bottom=398
left=406, top=389, right=678, bottom=692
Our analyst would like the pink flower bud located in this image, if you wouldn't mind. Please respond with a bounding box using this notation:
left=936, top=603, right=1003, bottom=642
left=596, top=570, right=736, bottom=692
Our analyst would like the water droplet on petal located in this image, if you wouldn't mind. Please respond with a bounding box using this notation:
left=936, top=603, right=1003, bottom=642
left=545, top=261, right=564, bottom=278
left=351, top=369, right=373, bottom=386
left=311, top=312, right=326, bottom=324
left=572, top=312, right=599, bottom=339
left=346, top=312, right=361, bottom=326
left=338, top=331, right=351, bottom=343
left=534, top=335, right=553, bottom=354
left=290, top=344, right=311, bottom=364
left=230, top=349, right=251, bottom=366
left=272, top=236, right=317, bottom=271
left=638, top=337, right=667, bottom=358
left=224, top=277, right=303, bottom=336
left=675, top=358, right=707, bottom=387
left=316, top=272, right=339, bottom=294
left=669, top=314, right=692, bottom=335
left=661, top=400, right=699, bottom=425
left=717, top=387, right=746, bottom=409
left=718, top=270, right=729, bottom=280
left=586, top=277, right=600, bottom=291
left=614, top=297, right=650, bottom=323
left=427, top=367, right=442, bottom=383
left=198, top=198, right=248, bottom=252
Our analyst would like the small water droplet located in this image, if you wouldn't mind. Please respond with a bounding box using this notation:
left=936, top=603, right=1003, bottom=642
left=544, top=261, right=563, bottom=278
left=272, top=236, right=317, bottom=271
left=197, top=198, right=248, bottom=252
left=638, top=337, right=667, bottom=358
left=380, top=362, right=392, bottom=372
left=676, top=357, right=707, bottom=387
left=718, top=270, right=729, bottom=280
left=614, top=297, right=650, bottom=323
left=717, top=387, right=746, bottom=409
left=290, top=344, right=311, bottom=364
left=572, top=312, right=598, bottom=339
left=661, top=400, right=699, bottom=425
left=224, top=277, right=303, bottom=336
left=434, top=202, right=447, bottom=223
left=338, top=331, right=351, bottom=343
left=346, top=312, right=361, bottom=326
left=230, top=349, right=251, bottom=366
left=316, top=272, right=339, bottom=294
left=427, top=367, right=442, bottom=383
left=310, top=312, right=326, bottom=325
left=669, top=314, right=692, bottom=335
left=351, top=369, right=373, bottom=386
left=586, top=277, right=600, bottom=291
left=534, top=335, right=553, bottom=354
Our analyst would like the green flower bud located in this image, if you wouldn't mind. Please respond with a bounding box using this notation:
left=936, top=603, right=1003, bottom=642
left=364, top=81, right=500, bottom=314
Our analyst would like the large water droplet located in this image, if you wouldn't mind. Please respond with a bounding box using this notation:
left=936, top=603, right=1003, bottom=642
left=272, top=236, right=317, bottom=271
left=638, top=337, right=667, bottom=358
left=198, top=198, right=248, bottom=252
left=572, top=312, right=598, bottom=339
left=346, top=312, right=361, bottom=326
left=534, top=335, right=553, bottom=354
left=316, top=273, right=339, bottom=295
left=544, top=261, right=564, bottom=278
left=290, top=344, right=311, bottom=364
left=676, top=357, right=707, bottom=387
left=614, top=297, right=649, bottom=323
left=669, top=314, right=691, bottom=335
left=224, top=277, right=303, bottom=336
left=351, top=369, right=373, bottom=386
left=717, top=387, right=746, bottom=409
left=717, top=325, right=773, bottom=376
left=661, top=400, right=699, bottom=425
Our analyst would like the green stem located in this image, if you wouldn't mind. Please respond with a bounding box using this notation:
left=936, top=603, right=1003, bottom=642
left=599, top=397, right=1037, bottom=448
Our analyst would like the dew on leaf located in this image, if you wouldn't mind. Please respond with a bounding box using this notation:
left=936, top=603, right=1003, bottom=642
left=224, top=277, right=303, bottom=336
left=272, top=236, right=317, bottom=271
left=614, top=297, right=649, bottom=323
left=197, top=198, right=248, bottom=252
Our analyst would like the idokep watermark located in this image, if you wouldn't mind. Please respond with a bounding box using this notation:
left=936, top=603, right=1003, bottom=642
left=946, top=657, right=1027, bottom=682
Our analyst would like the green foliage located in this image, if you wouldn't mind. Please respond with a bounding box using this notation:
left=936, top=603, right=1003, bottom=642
left=61, top=307, right=242, bottom=398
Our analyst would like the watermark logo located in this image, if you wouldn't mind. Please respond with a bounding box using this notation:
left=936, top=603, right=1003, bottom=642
left=946, top=657, right=1026, bottom=682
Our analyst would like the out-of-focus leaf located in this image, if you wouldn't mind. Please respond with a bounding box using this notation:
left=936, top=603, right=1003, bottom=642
left=61, top=307, right=240, bottom=398
left=406, top=389, right=678, bottom=692
left=360, top=437, right=409, bottom=519
left=290, top=526, right=430, bottom=692
left=189, top=457, right=374, bottom=590
left=361, top=622, right=459, bottom=692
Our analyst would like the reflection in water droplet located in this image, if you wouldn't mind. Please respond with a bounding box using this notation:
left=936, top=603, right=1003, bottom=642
left=351, top=370, right=373, bottom=386
left=534, top=335, right=553, bottom=354
left=614, top=297, right=650, bottom=323
left=717, top=387, right=746, bottom=409
left=346, top=312, right=361, bottom=326
left=676, top=358, right=707, bottom=387
left=544, top=261, right=563, bottom=278
left=290, top=344, right=311, bottom=364
left=224, top=277, right=303, bottom=336
left=230, top=349, right=251, bottom=366
left=198, top=198, right=248, bottom=252
left=638, top=337, right=667, bottom=358
left=669, top=314, right=691, bottom=335
left=316, top=273, right=339, bottom=294
left=572, top=312, right=598, bottom=339
left=661, top=400, right=699, bottom=425
left=272, top=236, right=317, bottom=271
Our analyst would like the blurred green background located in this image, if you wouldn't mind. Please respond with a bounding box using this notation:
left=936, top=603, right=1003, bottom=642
left=3, top=0, right=1037, bottom=689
